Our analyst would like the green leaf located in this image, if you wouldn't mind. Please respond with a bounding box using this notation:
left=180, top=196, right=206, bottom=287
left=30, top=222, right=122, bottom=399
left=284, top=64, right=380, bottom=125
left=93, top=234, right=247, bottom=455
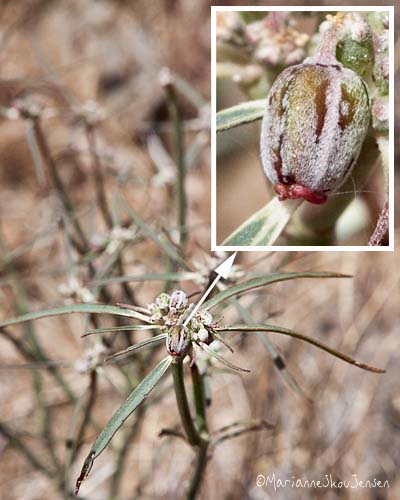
left=75, top=356, right=172, bottom=494
left=0, top=303, right=149, bottom=329
left=216, top=325, right=385, bottom=374
left=199, top=342, right=250, bottom=373
left=222, top=197, right=302, bottom=247
left=228, top=297, right=310, bottom=400
left=92, top=271, right=197, bottom=287
left=106, top=333, right=167, bottom=361
left=216, top=99, right=266, bottom=132
left=171, top=72, right=207, bottom=109
left=204, top=272, right=350, bottom=310
left=118, top=194, right=191, bottom=271
left=83, top=324, right=158, bottom=337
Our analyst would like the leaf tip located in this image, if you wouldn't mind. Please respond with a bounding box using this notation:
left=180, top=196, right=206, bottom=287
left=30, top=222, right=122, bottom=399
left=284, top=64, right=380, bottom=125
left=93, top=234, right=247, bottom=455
left=75, top=451, right=95, bottom=495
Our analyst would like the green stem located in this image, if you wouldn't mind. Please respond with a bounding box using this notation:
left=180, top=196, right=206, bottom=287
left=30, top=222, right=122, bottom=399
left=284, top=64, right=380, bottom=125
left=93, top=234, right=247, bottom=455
left=190, top=364, right=208, bottom=437
left=171, top=360, right=201, bottom=446
left=164, top=72, right=187, bottom=246
left=187, top=441, right=209, bottom=500
left=186, top=363, right=210, bottom=499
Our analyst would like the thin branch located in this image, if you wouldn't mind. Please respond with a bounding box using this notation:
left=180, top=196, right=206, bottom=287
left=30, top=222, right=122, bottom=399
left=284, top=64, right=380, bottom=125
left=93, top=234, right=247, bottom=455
left=161, top=68, right=187, bottom=246
left=0, top=422, right=53, bottom=478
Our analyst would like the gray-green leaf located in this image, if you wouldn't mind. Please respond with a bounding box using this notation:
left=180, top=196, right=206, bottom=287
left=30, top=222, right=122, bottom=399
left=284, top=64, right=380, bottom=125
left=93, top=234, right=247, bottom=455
left=216, top=99, right=266, bottom=133
left=204, top=272, right=350, bottom=310
left=75, top=356, right=172, bottom=494
left=223, top=197, right=302, bottom=247
left=106, top=333, right=167, bottom=361
left=0, top=303, right=149, bottom=329
left=215, top=325, right=385, bottom=374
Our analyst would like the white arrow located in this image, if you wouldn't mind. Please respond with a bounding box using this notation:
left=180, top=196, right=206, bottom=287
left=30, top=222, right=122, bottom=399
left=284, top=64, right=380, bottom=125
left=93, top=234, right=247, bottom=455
left=183, top=252, right=237, bottom=327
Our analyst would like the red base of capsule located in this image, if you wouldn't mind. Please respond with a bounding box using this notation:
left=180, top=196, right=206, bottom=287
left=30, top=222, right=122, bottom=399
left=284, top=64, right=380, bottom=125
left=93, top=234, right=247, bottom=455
left=275, top=182, right=327, bottom=205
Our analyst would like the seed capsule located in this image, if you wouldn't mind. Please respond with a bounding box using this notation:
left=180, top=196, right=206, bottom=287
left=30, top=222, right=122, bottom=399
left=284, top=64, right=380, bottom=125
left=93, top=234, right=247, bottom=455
left=260, top=61, right=370, bottom=204
left=166, top=325, right=191, bottom=358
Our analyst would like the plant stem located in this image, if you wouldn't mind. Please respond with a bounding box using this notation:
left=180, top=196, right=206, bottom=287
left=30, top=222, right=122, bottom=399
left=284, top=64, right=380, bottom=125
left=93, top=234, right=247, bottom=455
left=171, top=360, right=201, bottom=446
left=85, top=124, right=113, bottom=230
left=190, top=364, right=208, bottom=437
left=31, top=118, right=88, bottom=251
left=187, top=363, right=210, bottom=500
left=174, top=282, right=215, bottom=499
left=187, top=441, right=209, bottom=500
left=163, top=70, right=187, bottom=246
left=0, top=422, right=53, bottom=478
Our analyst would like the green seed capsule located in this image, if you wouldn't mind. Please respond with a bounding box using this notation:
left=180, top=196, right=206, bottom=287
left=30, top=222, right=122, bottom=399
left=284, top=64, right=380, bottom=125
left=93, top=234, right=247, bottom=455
left=260, top=61, right=370, bottom=204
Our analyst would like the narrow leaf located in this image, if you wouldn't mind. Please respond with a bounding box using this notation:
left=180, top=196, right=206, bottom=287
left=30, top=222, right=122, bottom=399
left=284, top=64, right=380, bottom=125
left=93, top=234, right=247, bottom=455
left=118, top=194, right=191, bottom=271
left=216, top=99, right=266, bottom=132
left=106, top=334, right=167, bottom=361
left=199, top=342, right=250, bottom=373
left=172, top=73, right=207, bottom=109
left=229, top=297, right=310, bottom=400
left=204, top=272, right=350, bottom=311
left=83, top=324, right=158, bottom=338
left=256, top=333, right=311, bottom=401
left=216, top=325, right=385, bottom=374
left=75, top=356, right=172, bottom=494
left=0, top=303, right=150, bottom=329
left=92, top=271, right=197, bottom=287
left=222, top=197, right=302, bottom=247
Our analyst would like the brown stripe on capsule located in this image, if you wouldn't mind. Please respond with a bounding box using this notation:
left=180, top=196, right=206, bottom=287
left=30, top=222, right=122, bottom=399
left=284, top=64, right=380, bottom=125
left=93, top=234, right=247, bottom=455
left=338, top=83, right=356, bottom=131
left=314, top=76, right=329, bottom=143
left=268, top=66, right=302, bottom=182
left=273, top=133, right=284, bottom=181
left=268, top=66, right=300, bottom=118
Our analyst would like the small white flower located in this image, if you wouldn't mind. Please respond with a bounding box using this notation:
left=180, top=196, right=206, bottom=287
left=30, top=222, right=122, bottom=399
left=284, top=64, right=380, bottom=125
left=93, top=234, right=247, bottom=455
left=198, top=328, right=209, bottom=342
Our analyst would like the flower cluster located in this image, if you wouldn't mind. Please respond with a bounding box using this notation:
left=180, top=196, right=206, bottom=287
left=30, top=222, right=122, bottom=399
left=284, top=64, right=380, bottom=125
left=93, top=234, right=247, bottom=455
left=144, top=290, right=240, bottom=369
left=217, top=11, right=309, bottom=67
left=148, top=290, right=215, bottom=344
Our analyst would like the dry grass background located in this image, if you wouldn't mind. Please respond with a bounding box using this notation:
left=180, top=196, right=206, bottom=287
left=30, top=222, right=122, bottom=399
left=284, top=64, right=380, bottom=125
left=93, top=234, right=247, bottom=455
left=0, top=1, right=399, bottom=499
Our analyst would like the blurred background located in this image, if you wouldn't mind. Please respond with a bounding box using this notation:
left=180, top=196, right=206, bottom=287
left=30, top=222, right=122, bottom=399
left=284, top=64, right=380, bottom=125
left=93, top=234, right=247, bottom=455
left=0, top=1, right=399, bottom=499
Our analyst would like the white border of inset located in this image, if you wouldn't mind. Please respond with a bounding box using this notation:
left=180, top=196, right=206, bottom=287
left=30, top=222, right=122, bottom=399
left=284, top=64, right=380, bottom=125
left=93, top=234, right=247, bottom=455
left=211, top=5, right=395, bottom=252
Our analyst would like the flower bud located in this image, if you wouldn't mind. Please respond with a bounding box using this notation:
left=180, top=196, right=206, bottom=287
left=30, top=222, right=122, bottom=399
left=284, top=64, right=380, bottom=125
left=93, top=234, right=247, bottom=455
left=260, top=61, right=370, bottom=204
left=155, top=293, right=170, bottom=313
left=170, top=290, right=188, bottom=311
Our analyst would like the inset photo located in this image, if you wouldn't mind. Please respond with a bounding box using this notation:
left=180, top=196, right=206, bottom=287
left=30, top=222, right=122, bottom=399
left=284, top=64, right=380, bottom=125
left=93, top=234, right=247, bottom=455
left=211, top=6, right=394, bottom=250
